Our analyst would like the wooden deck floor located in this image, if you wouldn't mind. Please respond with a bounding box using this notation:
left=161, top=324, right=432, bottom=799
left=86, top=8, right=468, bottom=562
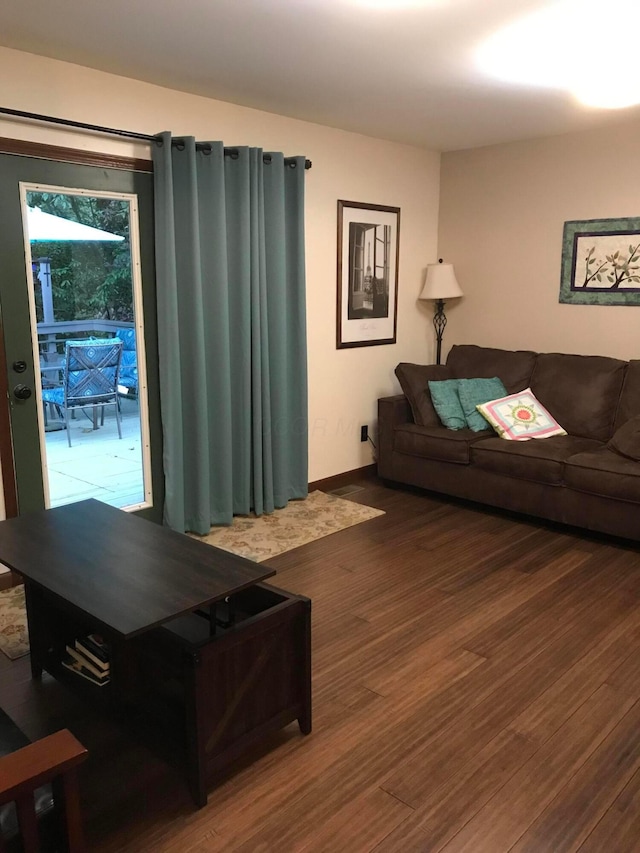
left=43, top=397, right=144, bottom=509
left=2, top=478, right=640, bottom=851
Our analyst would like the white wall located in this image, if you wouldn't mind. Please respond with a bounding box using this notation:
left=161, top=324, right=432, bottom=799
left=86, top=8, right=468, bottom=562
left=438, top=118, right=640, bottom=362
left=0, top=47, right=441, bottom=483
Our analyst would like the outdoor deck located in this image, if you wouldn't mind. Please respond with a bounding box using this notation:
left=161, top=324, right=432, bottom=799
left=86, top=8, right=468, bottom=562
left=43, top=397, right=146, bottom=509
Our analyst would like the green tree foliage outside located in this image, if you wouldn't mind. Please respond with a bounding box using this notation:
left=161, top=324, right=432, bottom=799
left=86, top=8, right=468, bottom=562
left=28, top=192, right=134, bottom=323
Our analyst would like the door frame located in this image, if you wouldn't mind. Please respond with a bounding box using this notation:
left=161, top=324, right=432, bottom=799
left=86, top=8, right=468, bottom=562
left=0, top=136, right=162, bottom=523
left=0, top=319, right=17, bottom=518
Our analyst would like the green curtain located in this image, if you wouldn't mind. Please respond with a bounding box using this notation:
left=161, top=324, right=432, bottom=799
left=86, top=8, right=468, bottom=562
left=152, top=133, right=308, bottom=533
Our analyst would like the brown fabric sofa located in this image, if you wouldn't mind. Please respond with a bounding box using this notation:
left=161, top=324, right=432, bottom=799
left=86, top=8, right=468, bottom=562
left=378, top=344, right=640, bottom=541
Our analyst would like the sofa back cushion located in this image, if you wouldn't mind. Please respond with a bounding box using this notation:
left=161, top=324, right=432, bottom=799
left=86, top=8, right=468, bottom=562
left=446, top=345, right=537, bottom=393
left=395, top=363, right=453, bottom=426
left=530, top=352, right=627, bottom=442
left=608, top=414, right=640, bottom=461
left=614, top=360, right=640, bottom=430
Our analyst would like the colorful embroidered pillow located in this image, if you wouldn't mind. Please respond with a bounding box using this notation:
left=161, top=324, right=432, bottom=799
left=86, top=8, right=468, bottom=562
left=457, top=377, right=508, bottom=432
left=428, top=380, right=466, bottom=430
left=476, top=388, right=567, bottom=441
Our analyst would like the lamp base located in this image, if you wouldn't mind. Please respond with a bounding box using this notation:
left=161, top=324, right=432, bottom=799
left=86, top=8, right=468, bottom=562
left=433, top=299, right=447, bottom=365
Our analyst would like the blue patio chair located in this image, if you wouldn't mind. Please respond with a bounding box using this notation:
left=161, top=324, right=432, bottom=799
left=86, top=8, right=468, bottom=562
left=114, top=326, right=137, bottom=398
left=41, top=338, right=124, bottom=447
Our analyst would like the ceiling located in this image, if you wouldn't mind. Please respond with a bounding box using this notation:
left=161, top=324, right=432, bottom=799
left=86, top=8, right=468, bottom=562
left=1, top=0, right=638, bottom=152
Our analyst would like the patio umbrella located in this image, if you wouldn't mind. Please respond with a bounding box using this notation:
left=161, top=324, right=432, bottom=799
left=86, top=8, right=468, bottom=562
left=27, top=206, right=124, bottom=242
left=28, top=207, right=125, bottom=324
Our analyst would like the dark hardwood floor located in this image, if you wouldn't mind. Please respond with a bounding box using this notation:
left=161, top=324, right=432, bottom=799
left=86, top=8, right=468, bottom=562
left=2, top=479, right=640, bottom=851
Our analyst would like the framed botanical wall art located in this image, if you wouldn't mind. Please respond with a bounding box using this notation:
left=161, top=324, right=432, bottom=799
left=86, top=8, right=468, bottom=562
left=336, top=200, right=400, bottom=348
left=560, top=217, right=640, bottom=305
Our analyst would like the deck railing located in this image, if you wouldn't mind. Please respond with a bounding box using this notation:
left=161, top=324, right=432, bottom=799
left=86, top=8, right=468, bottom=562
left=38, top=320, right=134, bottom=357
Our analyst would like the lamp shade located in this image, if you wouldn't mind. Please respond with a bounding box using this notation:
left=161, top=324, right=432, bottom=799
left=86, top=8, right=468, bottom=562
left=419, top=262, right=463, bottom=301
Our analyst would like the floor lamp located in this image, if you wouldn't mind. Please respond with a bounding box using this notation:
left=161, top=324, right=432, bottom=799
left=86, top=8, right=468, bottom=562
left=419, top=259, right=463, bottom=364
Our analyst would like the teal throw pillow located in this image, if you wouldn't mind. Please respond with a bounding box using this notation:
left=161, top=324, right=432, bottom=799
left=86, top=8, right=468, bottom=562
left=428, top=379, right=466, bottom=430
left=457, top=377, right=508, bottom=432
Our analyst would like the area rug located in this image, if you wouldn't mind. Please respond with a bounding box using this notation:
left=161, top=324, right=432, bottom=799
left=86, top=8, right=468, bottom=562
left=193, top=490, right=385, bottom=562
left=0, top=492, right=384, bottom=660
left=0, top=584, right=29, bottom=661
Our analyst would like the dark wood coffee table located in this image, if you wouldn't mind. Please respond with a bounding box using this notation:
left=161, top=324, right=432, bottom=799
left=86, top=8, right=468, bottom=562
left=0, top=500, right=312, bottom=806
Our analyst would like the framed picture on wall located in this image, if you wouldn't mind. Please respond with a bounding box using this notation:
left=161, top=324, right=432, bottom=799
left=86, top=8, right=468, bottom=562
left=560, top=217, right=640, bottom=305
left=336, top=200, right=400, bottom=348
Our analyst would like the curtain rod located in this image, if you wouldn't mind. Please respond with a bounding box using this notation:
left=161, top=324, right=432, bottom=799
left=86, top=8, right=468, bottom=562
left=0, top=106, right=312, bottom=169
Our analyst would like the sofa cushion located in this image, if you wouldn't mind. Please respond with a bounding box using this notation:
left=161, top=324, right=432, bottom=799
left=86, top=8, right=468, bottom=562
left=476, top=388, right=567, bottom=441
left=428, top=379, right=467, bottom=430
left=608, top=415, right=640, bottom=461
left=457, top=377, right=508, bottom=432
left=615, top=362, right=640, bottom=430
left=564, top=448, right=640, bottom=504
left=446, top=345, right=537, bottom=393
left=530, top=353, right=627, bottom=442
left=471, top=435, right=602, bottom=485
left=394, top=423, right=489, bottom=464
left=395, top=363, right=453, bottom=426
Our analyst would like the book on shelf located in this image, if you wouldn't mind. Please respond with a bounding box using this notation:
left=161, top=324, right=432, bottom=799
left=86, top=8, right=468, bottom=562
left=65, top=645, right=110, bottom=680
left=78, top=633, right=109, bottom=663
left=74, top=636, right=110, bottom=672
left=61, top=651, right=110, bottom=687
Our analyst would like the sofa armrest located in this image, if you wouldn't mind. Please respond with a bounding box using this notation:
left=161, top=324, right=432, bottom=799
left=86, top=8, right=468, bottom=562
left=379, top=394, right=412, bottom=426
left=0, top=729, right=88, bottom=853
left=378, top=395, right=413, bottom=477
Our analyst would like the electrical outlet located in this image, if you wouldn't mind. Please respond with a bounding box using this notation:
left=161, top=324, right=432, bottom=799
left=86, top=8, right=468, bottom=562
left=360, top=424, right=368, bottom=442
